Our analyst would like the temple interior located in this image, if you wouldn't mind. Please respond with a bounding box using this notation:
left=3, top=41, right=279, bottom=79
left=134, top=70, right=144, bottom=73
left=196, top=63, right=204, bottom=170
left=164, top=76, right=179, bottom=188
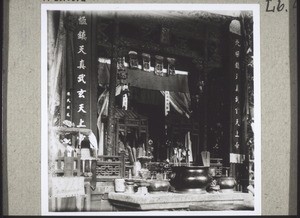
left=47, top=9, right=255, bottom=212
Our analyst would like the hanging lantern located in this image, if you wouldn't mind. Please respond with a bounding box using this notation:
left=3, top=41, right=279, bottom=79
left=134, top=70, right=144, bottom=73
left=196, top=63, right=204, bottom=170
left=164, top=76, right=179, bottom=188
left=128, top=51, right=139, bottom=69
left=154, top=55, right=164, bottom=76
left=142, top=53, right=151, bottom=72
left=167, top=57, right=176, bottom=76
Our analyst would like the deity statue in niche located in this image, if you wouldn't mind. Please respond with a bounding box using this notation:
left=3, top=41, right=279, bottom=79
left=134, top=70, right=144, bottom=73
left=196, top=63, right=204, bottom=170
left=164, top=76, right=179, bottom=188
left=154, top=55, right=164, bottom=76
left=167, top=57, right=176, bottom=76
left=142, top=53, right=151, bottom=72
left=128, top=51, right=139, bottom=69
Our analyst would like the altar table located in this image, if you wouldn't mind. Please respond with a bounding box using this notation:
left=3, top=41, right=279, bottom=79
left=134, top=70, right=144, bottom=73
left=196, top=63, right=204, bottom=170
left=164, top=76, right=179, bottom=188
left=108, top=191, right=254, bottom=211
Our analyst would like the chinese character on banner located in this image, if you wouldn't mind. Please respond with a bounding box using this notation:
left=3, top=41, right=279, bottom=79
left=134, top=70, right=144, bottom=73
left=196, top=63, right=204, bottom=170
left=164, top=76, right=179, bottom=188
left=77, top=119, right=86, bottom=128
left=77, top=89, right=86, bottom=98
left=235, top=130, right=239, bottom=138
left=235, top=96, right=239, bottom=103
left=235, top=39, right=241, bottom=47
left=235, top=73, right=239, bottom=80
left=78, top=30, right=87, bottom=40
left=235, top=62, right=240, bottom=69
left=78, top=16, right=87, bottom=25
left=235, top=51, right=240, bottom=58
left=78, top=104, right=87, bottom=113
left=234, top=142, right=240, bottom=149
left=235, top=119, right=240, bottom=126
left=235, top=84, right=239, bottom=92
left=78, top=45, right=87, bottom=54
left=77, top=59, right=86, bottom=69
left=77, top=74, right=86, bottom=84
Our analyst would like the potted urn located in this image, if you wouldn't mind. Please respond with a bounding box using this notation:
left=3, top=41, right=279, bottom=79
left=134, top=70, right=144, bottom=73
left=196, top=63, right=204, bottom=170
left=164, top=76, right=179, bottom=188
left=217, top=170, right=237, bottom=192
left=148, top=179, right=170, bottom=192
left=170, top=166, right=211, bottom=193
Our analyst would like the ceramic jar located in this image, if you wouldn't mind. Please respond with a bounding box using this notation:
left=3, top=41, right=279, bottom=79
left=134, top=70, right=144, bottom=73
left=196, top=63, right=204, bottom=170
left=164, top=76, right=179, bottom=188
left=132, top=161, right=142, bottom=177
left=218, top=176, right=237, bottom=192
left=148, top=180, right=170, bottom=192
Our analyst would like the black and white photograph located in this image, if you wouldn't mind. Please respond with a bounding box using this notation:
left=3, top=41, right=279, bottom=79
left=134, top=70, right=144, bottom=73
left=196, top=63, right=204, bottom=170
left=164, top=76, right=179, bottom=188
left=41, top=4, right=261, bottom=215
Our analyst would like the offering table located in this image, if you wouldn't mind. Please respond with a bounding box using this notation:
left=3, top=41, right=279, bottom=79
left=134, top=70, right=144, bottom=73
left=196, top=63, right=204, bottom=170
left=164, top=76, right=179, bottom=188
left=108, top=191, right=254, bottom=211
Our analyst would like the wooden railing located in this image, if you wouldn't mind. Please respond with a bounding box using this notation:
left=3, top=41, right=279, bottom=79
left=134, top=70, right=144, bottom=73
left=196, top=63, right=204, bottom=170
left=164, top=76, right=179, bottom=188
left=55, top=149, right=82, bottom=177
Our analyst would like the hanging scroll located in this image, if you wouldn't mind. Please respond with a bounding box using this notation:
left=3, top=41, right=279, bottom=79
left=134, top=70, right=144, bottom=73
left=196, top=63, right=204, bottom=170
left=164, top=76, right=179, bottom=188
left=122, top=84, right=129, bottom=110
left=229, top=20, right=244, bottom=164
left=72, top=12, right=91, bottom=129
left=65, top=90, right=72, bottom=120
left=165, top=91, right=170, bottom=116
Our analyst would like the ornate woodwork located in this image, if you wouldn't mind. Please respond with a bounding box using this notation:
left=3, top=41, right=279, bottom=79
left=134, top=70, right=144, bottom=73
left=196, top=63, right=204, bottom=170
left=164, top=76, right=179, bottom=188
left=96, top=153, right=126, bottom=180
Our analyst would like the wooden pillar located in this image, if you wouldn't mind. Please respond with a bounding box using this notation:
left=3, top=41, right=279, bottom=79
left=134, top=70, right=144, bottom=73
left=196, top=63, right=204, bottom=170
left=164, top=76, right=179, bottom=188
left=90, top=13, right=99, bottom=139
left=202, top=69, right=208, bottom=151
left=203, top=26, right=209, bottom=152
left=106, top=13, right=119, bottom=155
left=65, top=20, right=74, bottom=122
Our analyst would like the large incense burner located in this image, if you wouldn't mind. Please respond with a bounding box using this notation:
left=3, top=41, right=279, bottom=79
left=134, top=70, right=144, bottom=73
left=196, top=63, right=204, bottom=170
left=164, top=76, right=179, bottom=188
left=170, top=166, right=211, bottom=193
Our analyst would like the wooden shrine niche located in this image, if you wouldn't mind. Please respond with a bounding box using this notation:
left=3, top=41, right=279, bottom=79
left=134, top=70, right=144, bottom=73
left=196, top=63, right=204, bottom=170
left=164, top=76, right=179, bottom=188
left=102, top=108, right=148, bottom=156
left=165, top=111, right=200, bottom=164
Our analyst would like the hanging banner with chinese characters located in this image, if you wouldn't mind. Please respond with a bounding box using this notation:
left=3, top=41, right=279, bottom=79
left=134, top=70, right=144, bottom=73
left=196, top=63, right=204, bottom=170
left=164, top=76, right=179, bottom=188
left=72, top=12, right=91, bottom=129
left=165, top=91, right=170, bottom=116
left=65, top=90, right=72, bottom=120
left=229, top=20, right=244, bottom=164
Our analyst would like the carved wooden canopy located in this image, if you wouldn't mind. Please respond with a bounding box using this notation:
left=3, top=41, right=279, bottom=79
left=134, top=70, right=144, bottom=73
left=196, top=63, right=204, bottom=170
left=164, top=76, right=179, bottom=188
left=95, top=10, right=236, bottom=70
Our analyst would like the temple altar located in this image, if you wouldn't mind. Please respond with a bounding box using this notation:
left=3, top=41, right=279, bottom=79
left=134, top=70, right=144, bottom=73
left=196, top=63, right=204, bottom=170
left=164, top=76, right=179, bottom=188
left=108, top=191, right=254, bottom=211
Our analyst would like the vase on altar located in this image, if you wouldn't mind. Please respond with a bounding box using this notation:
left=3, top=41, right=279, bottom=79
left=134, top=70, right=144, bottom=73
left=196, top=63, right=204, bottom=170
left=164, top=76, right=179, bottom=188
left=132, top=161, right=141, bottom=177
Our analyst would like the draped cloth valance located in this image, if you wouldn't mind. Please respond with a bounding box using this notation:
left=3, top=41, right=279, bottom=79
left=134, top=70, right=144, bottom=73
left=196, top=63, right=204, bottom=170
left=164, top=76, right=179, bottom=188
left=98, top=62, right=189, bottom=93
